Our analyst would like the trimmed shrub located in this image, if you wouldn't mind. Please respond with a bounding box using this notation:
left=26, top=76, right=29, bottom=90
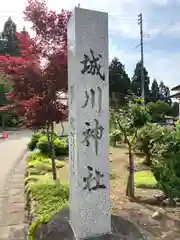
left=54, top=137, right=68, bottom=156
left=29, top=132, right=68, bottom=157
left=136, top=123, right=171, bottom=166
left=28, top=132, right=43, bottom=151
left=36, top=135, right=51, bottom=155
left=151, top=126, right=180, bottom=201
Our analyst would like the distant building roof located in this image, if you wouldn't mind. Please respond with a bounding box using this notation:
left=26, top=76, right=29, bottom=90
left=171, top=84, right=180, bottom=99
left=171, top=84, right=180, bottom=91
left=170, top=93, right=180, bottom=99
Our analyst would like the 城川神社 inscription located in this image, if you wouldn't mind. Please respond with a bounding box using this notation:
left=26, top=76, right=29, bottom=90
left=68, top=7, right=111, bottom=239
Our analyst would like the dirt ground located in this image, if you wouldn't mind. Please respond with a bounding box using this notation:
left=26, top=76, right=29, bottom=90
left=58, top=147, right=180, bottom=239
left=110, top=146, right=180, bottom=240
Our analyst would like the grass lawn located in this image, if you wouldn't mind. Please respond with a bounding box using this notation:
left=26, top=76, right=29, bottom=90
left=134, top=170, right=157, bottom=189
left=26, top=150, right=69, bottom=240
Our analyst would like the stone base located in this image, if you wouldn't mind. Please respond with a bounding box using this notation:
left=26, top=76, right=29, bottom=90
left=35, top=208, right=146, bottom=240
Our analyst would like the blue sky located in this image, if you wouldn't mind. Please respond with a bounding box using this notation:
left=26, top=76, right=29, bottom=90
left=1, top=0, right=180, bottom=89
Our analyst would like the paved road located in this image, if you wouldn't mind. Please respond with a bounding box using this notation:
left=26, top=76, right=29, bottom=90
left=0, top=130, right=31, bottom=195
left=0, top=130, right=32, bottom=239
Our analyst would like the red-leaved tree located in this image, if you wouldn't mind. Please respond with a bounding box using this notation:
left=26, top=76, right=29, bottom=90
left=0, top=0, right=71, bottom=180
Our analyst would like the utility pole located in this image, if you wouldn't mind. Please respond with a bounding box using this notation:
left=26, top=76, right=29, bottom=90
left=138, top=13, right=145, bottom=101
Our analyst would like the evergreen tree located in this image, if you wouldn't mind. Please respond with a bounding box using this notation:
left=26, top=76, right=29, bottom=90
left=150, top=78, right=160, bottom=102
left=1, top=17, right=20, bottom=56
left=170, top=102, right=179, bottom=117
left=159, top=81, right=171, bottom=104
left=131, top=61, right=150, bottom=102
left=109, top=57, right=131, bottom=107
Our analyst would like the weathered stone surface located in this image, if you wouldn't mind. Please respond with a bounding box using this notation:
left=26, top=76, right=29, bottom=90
left=68, top=7, right=111, bottom=239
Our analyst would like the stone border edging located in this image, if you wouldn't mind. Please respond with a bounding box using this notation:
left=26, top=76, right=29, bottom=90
left=0, top=149, right=28, bottom=226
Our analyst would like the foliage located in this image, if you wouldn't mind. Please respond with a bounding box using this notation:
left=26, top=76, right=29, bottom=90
left=36, top=135, right=51, bottom=155
left=0, top=0, right=71, bottom=180
left=54, top=137, right=68, bottom=156
left=170, top=102, right=179, bottom=117
left=26, top=149, right=67, bottom=239
left=26, top=150, right=65, bottom=177
left=147, top=100, right=171, bottom=123
left=151, top=126, right=180, bottom=200
left=0, top=1, right=71, bottom=127
left=149, top=79, right=171, bottom=105
left=0, top=17, right=21, bottom=56
left=159, top=81, right=171, bottom=104
left=149, top=78, right=160, bottom=102
left=28, top=132, right=43, bottom=151
left=109, top=57, right=131, bottom=107
left=29, top=133, right=68, bottom=157
left=27, top=178, right=68, bottom=240
left=136, top=123, right=170, bottom=166
left=109, top=129, right=122, bottom=147
left=134, top=170, right=157, bottom=189
left=131, top=61, right=150, bottom=102
left=111, top=97, right=150, bottom=135
left=111, top=96, right=151, bottom=197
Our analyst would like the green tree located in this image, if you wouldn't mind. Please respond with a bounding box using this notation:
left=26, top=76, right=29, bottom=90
left=131, top=61, right=150, bottom=102
left=111, top=96, right=151, bottom=198
left=170, top=102, right=179, bottom=117
left=159, top=81, right=171, bottom=104
left=147, top=100, right=171, bottom=122
left=109, top=58, right=131, bottom=108
left=0, top=78, right=11, bottom=129
left=150, top=78, right=160, bottom=102
left=1, top=17, right=20, bottom=56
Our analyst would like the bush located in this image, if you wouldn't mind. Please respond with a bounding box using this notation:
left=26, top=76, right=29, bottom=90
left=28, top=132, right=43, bottom=151
left=54, top=137, right=68, bottom=156
left=36, top=135, right=51, bottom=155
left=29, top=131, right=69, bottom=157
left=109, top=130, right=122, bottom=147
left=151, top=126, right=180, bottom=201
left=136, top=124, right=170, bottom=166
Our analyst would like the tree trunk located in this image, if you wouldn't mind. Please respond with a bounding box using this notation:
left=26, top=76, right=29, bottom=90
left=47, top=123, right=57, bottom=180
left=144, top=154, right=152, bottom=166
left=126, top=145, right=135, bottom=198
left=60, top=122, right=64, bottom=136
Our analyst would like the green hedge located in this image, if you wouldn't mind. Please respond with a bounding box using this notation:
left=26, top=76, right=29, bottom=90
left=28, top=132, right=68, bottom=157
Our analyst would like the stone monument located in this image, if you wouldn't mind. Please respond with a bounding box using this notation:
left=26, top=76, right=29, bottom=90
left=68, top=7, right=111, bottom=239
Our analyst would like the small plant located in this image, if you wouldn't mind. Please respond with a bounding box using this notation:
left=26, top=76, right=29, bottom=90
left=28, top=132, right=43, bottom=151
left=54, top=137, right=68, bottom=156
left=36, top=135, right=51, bottom=155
